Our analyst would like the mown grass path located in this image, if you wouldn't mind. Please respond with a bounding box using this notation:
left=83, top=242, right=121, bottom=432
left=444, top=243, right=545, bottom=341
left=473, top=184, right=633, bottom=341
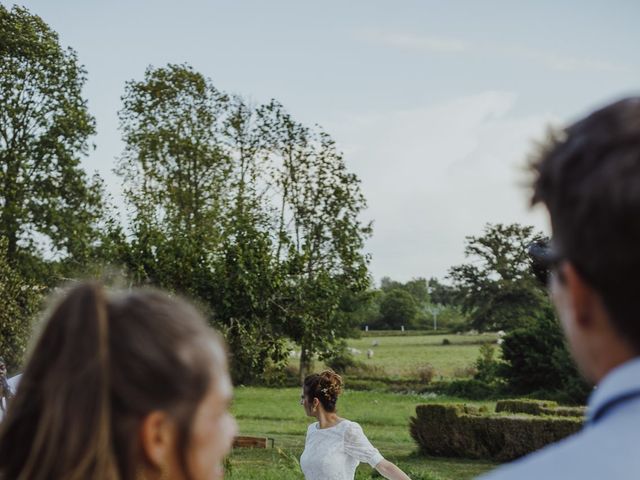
left=228, top=387, right=498, bottom=479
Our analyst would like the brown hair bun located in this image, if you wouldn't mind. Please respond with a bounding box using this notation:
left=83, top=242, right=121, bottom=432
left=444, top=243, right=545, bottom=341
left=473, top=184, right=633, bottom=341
left=319, top=369, right=343, bottom=398
left=303, top=369, right=344, bottom=413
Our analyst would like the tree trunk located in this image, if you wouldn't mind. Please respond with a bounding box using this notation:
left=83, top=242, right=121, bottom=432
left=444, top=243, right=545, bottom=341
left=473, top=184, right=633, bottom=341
left=299, top=344, right=314, bottom=383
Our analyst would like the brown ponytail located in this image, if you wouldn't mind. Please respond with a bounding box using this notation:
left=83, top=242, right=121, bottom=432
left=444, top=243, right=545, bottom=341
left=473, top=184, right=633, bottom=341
left=0, top=282, right=224, bottom=480
left=303, top=369, right=344, bottom=412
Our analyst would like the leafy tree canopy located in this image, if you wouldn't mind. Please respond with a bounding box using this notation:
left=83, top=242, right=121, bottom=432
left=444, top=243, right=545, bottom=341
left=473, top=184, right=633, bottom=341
left=0, top=5, right=107, bottom=274
left=448, top=223, right=547, bottom=331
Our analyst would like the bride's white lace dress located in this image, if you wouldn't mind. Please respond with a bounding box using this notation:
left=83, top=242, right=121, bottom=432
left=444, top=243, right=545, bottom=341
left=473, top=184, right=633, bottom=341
left=300, top=419, right=384, bottom=480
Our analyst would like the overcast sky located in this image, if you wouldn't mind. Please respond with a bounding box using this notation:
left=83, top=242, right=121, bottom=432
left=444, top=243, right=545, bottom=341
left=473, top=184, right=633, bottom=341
left=8, top=0, right=640, bottom=283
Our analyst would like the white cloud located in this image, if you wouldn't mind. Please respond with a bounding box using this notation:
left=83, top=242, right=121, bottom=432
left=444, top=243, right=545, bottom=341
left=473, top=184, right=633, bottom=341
left=328, top=92, right=556, bottom=282
left=500, top=45, right=629, bottom=73
left=358, top=29, right=631, bottom=74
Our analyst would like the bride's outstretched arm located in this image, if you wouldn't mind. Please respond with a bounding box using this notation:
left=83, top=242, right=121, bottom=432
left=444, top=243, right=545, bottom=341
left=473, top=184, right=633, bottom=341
left=375, top=459, right=412, bottom=480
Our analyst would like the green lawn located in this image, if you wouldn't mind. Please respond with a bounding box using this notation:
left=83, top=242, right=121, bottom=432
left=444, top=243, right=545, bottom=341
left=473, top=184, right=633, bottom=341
left=228, top=387, right=499, bottom=479
left=345, top=333, right=497, bottom=378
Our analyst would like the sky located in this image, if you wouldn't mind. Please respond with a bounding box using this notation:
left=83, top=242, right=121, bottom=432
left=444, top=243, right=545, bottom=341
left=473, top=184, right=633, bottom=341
left=7, top=0, right=640, bottom=283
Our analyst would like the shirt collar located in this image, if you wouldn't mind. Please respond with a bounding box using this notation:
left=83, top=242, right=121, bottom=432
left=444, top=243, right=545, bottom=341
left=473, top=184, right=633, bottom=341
left=587, top=357, right=640, bottom=424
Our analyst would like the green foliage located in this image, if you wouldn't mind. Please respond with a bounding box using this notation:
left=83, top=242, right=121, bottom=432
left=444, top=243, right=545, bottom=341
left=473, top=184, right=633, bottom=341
left=448, top=223, right=547, bottom=331
left=381, top=277, right=429, bottom=303
left=117, top=64, right=371, bottom=383
left=421, top=304, right=469, bottom=332
left=474, top=343, right=499, bottom=383
left=498, top=307, right=591, bottom=404
left=495, top=399, right=586, bottom=417
left=439, top=380, right=496, bottom=400
left=324, top=344, right=358, bottom=374
left=379, top=289, right=418, bottom=329
left=357, top=277, right=470, bottom=332
left=428, top=278, right=458, bottom=306
left=0, top=239, right=43, bottom=371
left=117, top=63, right=228, bottom=295
left=0, top=5, right=108, bottom=272
left=410, top=403, right=582, bottom=461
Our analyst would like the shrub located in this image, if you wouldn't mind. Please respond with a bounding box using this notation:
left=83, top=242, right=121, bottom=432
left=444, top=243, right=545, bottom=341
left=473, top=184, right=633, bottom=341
left=410, top=403, right=582, bottom=461
left=441, top=338, right=451, bottom=345
left=496, top=399, right=585, bottom=417
left=345, top=378, right=387, bottom=391
left=325, top=348, right=357, bottom=374
left=498, top=307, right=590, bottom=404
left=441, top=379, right=496, bottom=400
left=474, top=343, right=499, bottom=383
left=495, top=399, right=556, bottom=415
left=452, top=365, right=478, bottom=378
left=416, top=364, right=436, bottom=384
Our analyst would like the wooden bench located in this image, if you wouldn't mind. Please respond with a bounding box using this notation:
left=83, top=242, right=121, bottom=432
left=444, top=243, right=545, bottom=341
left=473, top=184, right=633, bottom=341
left=233, top=436, right=275, bottom=449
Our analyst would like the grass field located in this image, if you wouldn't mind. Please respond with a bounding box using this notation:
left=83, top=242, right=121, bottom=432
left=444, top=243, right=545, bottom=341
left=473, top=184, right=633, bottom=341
left=345, top=333, right=497, bottom=379
left=227, top=387, right=499, bottom=479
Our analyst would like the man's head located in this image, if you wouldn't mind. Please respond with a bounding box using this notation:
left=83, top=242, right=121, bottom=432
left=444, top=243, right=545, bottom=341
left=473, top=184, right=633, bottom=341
left=531, top=97, right=640, bottom=381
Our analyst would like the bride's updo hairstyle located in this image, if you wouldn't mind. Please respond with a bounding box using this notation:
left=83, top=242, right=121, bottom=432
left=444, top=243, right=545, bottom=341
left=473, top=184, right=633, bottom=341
left=303, top=370, right=344, bottom=412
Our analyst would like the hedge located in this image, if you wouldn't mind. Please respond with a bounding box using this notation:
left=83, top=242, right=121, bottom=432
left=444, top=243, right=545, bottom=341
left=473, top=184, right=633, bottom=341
left=410, top=403, right=582, bottom=461
left=495, top=399, right=586, bottom=418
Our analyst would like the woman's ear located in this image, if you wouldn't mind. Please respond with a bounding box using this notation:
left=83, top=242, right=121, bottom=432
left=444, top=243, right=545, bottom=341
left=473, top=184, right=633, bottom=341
left=139, top=410, right=175, bottom=468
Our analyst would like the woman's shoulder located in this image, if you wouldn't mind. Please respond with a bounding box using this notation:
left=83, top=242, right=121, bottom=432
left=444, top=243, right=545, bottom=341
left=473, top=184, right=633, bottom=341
left=337, top=418, right=363, bottom=435
left=340, top=419, right=360, bottom=430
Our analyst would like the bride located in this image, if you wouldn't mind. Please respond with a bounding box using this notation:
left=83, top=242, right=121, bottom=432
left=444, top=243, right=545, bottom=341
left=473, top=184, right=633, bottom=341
left=299, top=370, right=412, bottom=480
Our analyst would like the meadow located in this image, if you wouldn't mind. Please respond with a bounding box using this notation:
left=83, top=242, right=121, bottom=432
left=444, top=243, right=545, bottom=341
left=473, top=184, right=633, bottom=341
left=229, top=333, right=501, bottom=479
left=345, top=333, right=497, bottom=378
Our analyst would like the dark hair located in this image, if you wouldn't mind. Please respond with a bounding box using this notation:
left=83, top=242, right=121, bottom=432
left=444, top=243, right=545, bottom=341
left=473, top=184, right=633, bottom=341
left=531, top=96, right=640, bottom=351
left=303, top=370, right=343, bottom=412
left=0, top=282, right=225, bottom=480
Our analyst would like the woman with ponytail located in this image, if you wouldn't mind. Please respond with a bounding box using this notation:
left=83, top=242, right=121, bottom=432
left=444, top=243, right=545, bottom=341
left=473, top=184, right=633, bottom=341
left=299, top=370, right=412, bottom=480
left=0, top=282, right=237, bottom=480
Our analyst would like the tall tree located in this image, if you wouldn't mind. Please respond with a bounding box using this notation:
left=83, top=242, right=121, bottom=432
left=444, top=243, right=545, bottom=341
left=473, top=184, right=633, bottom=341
left=257, top=102, right=371, bottom=378
left=210, top=96, right=290, bottom=384
left=117, top=64, right=230, bottom=298
left=379, top=288, right=418, bottom=329
left=118, top=66, right=371, bottom=382
left=448, top=223, right=546, bottom=331
left=118, top=66, right=289, bottom=384
left=0, top=5, right=104, bottom=271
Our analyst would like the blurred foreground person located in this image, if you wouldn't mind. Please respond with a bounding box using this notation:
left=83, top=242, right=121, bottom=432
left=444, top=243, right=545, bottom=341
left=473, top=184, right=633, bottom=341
left=480, top=98, right=640, bottom=479
left=0, top=282, right=237, bottom=480
left=0, top=358, right=12, bottom=415
left=300, top=370, right=411, bottom=480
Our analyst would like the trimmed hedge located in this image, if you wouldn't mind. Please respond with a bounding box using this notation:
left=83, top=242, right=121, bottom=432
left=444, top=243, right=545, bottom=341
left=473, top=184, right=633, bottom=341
left=496, top=399, right=586, bottom=418
left=410, top=403, right=582, bottom=461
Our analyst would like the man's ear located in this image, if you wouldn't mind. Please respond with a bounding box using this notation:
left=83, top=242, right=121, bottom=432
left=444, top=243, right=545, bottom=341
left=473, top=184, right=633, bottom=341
left=139, top=410, right=174, bottom=468
left=561, top=262, right=597, bottom=328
